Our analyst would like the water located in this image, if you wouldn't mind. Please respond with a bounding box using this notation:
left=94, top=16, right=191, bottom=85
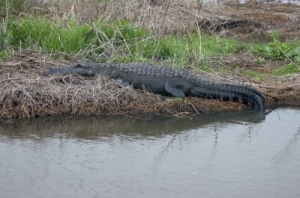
left=0, top=108, right=299, bottom=198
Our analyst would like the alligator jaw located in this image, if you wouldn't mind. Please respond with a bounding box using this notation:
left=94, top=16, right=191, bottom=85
left=46, top=63, right=96, bottom=76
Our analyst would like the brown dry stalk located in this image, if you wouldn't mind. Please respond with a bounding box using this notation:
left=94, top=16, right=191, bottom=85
left=273, top=43, right=300, bottom=71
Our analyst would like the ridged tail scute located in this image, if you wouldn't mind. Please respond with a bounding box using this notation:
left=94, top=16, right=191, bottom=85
left=212, top=82, right=265, bottom=110
left=191, top=80, right=265, bottom=111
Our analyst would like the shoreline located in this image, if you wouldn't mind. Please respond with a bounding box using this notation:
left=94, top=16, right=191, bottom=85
left=1, top=51, right=299, bottom=119
left=0, top=1, right=299, bottom=119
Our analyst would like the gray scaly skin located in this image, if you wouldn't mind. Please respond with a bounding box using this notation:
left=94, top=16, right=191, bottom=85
left=46, top=62, right=265, bottom=111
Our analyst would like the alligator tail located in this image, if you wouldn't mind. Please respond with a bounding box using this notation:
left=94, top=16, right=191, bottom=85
left=193, top=81, right=265, bottom=111
left=212, top=83, right=265, bottom=111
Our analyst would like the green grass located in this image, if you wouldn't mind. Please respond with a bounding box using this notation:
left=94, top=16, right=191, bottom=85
left=272, top=63, right=299, bottom=76
left=0, top=15, right=239, bottom=67
left=252, top=30, right=300, bottom=72
left=243, top=70, right=262, bottom=82
left=2, top=14, right=298, bottom=76
left=9, top=17, right=90, bottom=52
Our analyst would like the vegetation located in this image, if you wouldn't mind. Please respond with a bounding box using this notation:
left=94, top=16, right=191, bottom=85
left=0, top=0, right=300, bottom=118
left=252, top=30, right=300, bottom=75
left=252, top=31, right=300, bottom=62
left=1, top=0, right=299, bottom=75
left=1, top=16, right=238, bottom=68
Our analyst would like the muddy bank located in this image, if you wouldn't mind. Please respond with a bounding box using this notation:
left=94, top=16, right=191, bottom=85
left=0, top=51, right=299, bottom=119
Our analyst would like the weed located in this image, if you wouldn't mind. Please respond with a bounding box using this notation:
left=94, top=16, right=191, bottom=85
left=243, top=70, right=261, bottom=82
left=0, top=50, right=9, bottom=60
left=166, top=97, right=186, bottom=102
left=270, top=30, right=280, bottom=42
left=272, top=63, right=299, bottom=76
left=0, top=25, right=4, bottom=51
left=252, top=30, right=300, bottom=62
left=255, top=57, right=266, bottom=64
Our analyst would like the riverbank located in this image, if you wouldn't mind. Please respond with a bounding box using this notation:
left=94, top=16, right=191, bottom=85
left=0, top=0, right=299, bottom=119
left=1, top=50, right=299, bottom=119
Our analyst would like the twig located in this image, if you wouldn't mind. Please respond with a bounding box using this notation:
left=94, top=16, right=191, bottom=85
left=190, top=103, right=200, bottom=114
left=197, top=0, right=203, bottom=17
left=274, top=43, right=300, bottom=71
left=0, top=77, right=25, bottom=84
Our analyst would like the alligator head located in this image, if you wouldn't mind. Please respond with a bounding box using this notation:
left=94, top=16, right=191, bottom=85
left=46, top=62, right=97, bottom=76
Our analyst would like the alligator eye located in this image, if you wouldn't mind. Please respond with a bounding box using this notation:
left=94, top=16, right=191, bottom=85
left=88, top=70, right=94, bottom=76
left=74, top=63, right=91, bottom=69
left=74, top=64, right=83, bottom=68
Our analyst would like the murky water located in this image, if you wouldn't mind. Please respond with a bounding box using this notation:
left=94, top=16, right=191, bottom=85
left=0, top=108, right=299, bottom=198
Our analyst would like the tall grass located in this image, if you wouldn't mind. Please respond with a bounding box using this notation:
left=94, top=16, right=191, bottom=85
left=0, top=0, right=45, bottom=13
left=1, top=15, right=238, bottom=68
left=0, top=0, right=241, bottom=70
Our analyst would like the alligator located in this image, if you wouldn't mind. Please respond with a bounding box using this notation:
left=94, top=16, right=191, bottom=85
left=46, top=62, right=265, bottom=111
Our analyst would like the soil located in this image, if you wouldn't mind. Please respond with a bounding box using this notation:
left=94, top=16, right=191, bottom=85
left=0, top=1, right=300, bottom=119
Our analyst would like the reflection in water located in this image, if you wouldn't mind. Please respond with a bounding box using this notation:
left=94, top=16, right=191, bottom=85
left=273, top=125, right=300, bottom=167
left=0, top=109, right=265, bottom=140
left=0, top=109, right=300, bottom=198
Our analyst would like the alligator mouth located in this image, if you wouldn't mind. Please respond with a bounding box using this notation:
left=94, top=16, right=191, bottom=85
left=46, top=67, right=95, bottom=77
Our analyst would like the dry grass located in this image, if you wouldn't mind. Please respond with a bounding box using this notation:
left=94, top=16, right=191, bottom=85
left=45, top=0, right=203, bottom=35
left=33, top=0, right=299, bottom=41
left=2, top=0, right=300, bottom=40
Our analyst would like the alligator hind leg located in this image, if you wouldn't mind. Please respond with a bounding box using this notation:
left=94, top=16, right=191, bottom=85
left=165, top=81, right=186, bottom=98
left=117, top=78, right=130, bottom=86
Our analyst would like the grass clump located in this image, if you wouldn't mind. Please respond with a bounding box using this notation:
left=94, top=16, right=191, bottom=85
left=243, top=70, right=262, bottom=82
left=4, top=17, right=148, bottom=60
left=272, top=63, right=299, bottom=76
left=252, top=30, right=300, bottom=75
left=252, top=39, right=300, bottom=61
left=8, top=17, right=91, bottom=53
left=252, top=30, right=299, bottom=66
